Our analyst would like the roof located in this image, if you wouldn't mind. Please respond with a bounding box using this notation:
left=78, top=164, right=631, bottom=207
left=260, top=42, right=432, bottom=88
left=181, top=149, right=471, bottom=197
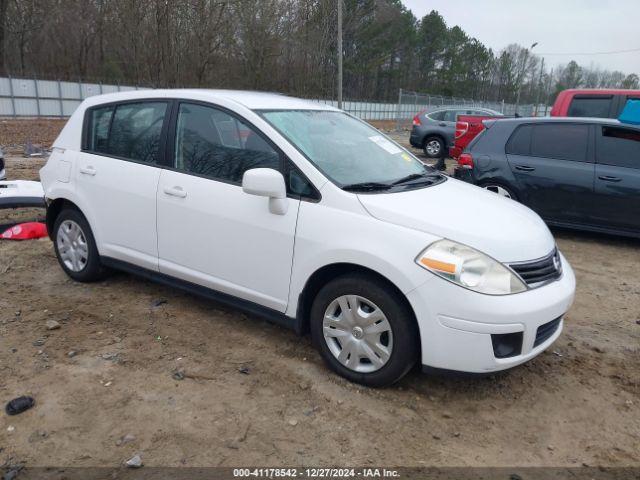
left=558, top=88, right=640, bottom=96
left=80, top=89, right=338, bottom=111
left=493, top=116, right=639, bottom=128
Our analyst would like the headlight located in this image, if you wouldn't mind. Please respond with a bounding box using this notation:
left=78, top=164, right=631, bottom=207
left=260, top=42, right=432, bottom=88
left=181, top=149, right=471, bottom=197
left=415, top=239, right=527, bottom=295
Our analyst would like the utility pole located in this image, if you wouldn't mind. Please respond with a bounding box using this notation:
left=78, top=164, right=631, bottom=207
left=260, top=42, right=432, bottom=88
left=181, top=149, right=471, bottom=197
left=515, top=42, right=537, bottom=115
left=534, top=57, right=545, bottom=116
left=337, top=0, right=343, bottom=109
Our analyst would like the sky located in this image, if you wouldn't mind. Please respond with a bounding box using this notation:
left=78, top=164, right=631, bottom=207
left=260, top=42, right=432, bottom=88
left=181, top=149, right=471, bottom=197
left=401, top=0, right=640, bottom=75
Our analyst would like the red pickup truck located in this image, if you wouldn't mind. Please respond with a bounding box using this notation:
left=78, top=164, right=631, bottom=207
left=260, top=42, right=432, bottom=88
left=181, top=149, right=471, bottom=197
left=449, top=114, right=502, bottom=160
left=550, top=89, right=640, bottom=118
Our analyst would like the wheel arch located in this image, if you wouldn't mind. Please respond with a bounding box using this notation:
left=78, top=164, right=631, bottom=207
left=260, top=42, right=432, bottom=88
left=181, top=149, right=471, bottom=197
left=296, top=262, right=420, bottom=340
left=46, top=198, right=81, bottom=240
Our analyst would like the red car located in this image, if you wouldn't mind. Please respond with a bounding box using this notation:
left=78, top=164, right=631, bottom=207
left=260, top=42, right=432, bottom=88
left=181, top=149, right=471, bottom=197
left=550, top=89, right=640, bottom=118
left=449, top=114, right=502, bottom=159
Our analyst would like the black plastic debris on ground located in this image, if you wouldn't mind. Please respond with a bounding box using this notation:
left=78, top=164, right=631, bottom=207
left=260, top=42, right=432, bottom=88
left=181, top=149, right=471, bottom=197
left=5, top=396, right=35, bottom=416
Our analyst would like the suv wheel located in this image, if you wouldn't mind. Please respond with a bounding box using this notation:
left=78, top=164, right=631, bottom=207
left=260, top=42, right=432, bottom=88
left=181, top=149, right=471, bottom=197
left=423, top=136, right=444, bottom=158
left=53, top=208, right=108, bottom=282
left=310, top=274, right=419, bottom=387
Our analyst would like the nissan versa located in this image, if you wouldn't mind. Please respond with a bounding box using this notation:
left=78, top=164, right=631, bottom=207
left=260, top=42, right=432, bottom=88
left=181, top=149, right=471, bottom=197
left=40, top=90, right=576, bottom=387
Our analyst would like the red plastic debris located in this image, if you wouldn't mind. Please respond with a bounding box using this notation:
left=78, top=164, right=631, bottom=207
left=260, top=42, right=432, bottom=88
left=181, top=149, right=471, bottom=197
left=1, top=222, right=48, bottom=240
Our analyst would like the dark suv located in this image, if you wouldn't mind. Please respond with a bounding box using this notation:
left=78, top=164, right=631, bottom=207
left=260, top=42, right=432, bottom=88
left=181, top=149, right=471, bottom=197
left=410, top=107, right=502, bottom=159
left=454, top=117, right=640, bottom=238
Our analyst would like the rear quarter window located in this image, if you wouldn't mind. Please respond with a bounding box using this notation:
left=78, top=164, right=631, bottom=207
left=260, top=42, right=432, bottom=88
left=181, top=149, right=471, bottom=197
left=86, top=106, right=114, bottom=153
left=568, top=96, right=613, bottom=118
left=506, top=125, right=532, bottom=155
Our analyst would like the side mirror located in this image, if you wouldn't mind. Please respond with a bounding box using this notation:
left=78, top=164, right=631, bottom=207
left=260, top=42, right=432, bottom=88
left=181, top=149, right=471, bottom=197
left=242, top=168, right=289, bottom=215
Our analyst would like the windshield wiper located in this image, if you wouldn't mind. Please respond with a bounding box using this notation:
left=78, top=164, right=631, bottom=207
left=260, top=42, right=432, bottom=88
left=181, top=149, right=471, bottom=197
left=342, top=181, right=393, bottom=192
left=391, top=172, right=440, bottom=186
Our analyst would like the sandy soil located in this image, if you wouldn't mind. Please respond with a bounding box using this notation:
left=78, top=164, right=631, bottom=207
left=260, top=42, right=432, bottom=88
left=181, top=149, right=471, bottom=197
left=0, top=147, right=639, bottom=470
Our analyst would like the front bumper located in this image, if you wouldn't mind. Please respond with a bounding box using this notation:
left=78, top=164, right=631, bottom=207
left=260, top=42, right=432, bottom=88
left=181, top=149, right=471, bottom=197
left=407, top=252, right=576, bottom=373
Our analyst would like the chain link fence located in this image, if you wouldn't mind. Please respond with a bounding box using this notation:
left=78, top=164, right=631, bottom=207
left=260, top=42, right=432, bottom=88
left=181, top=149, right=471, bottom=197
left=0, top=76, right=545, bottom=128
left=394, top=89, right=538, bottom=131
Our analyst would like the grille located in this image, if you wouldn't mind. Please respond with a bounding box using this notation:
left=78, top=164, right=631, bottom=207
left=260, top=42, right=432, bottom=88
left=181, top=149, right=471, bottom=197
left=534, top=317, right=562, bottom=348
left=510, top=249, right=562, bottom=287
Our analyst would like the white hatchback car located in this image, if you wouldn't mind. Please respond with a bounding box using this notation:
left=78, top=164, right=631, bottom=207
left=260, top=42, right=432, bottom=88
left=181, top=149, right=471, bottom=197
left=40, top=90, right=576, bottom=386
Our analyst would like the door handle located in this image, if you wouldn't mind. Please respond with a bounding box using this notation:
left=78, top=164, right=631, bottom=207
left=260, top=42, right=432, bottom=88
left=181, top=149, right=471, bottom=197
left=79, top=166, right=97, bottom=176
left=163, top=186, right=187, bottom=198
left=515, top=165, right=535, bottom=172
left=438, top=122, right=447, bottom=127
left=598, top=175, right=622, bottom=182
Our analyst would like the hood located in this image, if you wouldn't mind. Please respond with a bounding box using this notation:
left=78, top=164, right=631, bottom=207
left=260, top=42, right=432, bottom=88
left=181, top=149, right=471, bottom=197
left=357, top=178, right=555, bottom=263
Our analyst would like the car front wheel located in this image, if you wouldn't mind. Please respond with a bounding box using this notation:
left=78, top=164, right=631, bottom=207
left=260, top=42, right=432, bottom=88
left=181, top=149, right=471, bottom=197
left=310, top=274, right=419, bottom=387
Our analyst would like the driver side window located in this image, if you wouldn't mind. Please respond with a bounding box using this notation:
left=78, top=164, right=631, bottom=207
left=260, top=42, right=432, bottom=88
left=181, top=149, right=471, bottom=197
left=173, top=103, right=280, bottom=184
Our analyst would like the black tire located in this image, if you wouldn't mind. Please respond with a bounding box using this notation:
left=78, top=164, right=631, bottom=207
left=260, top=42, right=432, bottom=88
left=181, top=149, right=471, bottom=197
left=310, top=273, right=419, bottom=387
left=423, top=136, right=445, bottom=159
left=480, top=183, right=518, bottom=201
left=52, top=208, right=108, bottom=282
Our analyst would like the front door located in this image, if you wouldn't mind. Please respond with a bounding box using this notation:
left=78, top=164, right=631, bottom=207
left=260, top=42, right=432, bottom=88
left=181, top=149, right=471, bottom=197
left=156, top=102, right=300, bottom=312
left=506, top=122, right=595, bottom=225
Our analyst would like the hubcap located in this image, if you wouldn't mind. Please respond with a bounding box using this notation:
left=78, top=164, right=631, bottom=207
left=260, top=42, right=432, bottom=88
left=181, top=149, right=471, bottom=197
left=425, top=140, right=441, bottom=156
left=56, top=220, right=89, bottom=272
left=483, top=185, right=512, bottom=198
left=322, top=295, right=393, bottom=373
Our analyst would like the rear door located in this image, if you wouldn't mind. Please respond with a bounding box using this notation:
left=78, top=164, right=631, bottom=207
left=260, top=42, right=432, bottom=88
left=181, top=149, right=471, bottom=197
left=506, top=122, right=596, bottom=224
left=592, top=124, right=640, bottom=233
left=77, top=100, right=169, bottom=270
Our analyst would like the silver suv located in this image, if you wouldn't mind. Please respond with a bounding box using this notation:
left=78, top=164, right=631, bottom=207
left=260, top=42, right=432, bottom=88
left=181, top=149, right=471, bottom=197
left=409, top=107, right=502, bottom=160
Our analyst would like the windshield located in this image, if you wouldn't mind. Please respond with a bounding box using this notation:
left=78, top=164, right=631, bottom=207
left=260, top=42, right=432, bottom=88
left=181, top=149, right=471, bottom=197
left=259, top=110, right=436, bottom=188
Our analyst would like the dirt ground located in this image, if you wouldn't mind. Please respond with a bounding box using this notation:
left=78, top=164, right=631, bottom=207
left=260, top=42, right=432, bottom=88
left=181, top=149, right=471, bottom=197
left=0, top=135, right=639, bottom=470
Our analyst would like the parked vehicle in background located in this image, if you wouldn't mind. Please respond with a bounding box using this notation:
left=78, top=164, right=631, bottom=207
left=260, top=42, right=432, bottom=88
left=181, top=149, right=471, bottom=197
left=410, top=107, right=502, bottom=159
left=454, top=117, right=640, bottom=238
left=40, top=90, right=575, bottom=386
left=0, top=147, right=5, bottom=180
left=551, top=89, right=640, bottom=118
left=450, top=114, right=503, bottom=159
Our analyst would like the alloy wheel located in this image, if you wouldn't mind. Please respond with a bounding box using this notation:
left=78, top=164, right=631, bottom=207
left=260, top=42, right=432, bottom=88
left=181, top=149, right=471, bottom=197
left=322, top=295, right=393, bottom=373
left=425, top=140, right=441, bottom=156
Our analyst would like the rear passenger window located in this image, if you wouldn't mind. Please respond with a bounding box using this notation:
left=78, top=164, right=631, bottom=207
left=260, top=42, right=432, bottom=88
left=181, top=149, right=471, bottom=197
left=87, top=106, right=114, bottom=153
left=506, top=125, right=532, bottom=155
left=107, top=102, right=168, bottom=163
left=596, top=126, right=640, bottom=169
left=174, top=103, right=280, bottom=184
left=530, top=124, right=589, bottom=162
left=428, top=111, right=445, bottom=121
left=568, top=97, right=612, bottom=118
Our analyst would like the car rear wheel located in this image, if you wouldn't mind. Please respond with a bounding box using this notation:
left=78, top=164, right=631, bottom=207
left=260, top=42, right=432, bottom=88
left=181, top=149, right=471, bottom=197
left=310, top=274, right=419, bottom=387
left=53, top=208, right=108, bottom=282
left=423, top=136, right=444, bottom=158
left=482, top=183, right=516, bottom=200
